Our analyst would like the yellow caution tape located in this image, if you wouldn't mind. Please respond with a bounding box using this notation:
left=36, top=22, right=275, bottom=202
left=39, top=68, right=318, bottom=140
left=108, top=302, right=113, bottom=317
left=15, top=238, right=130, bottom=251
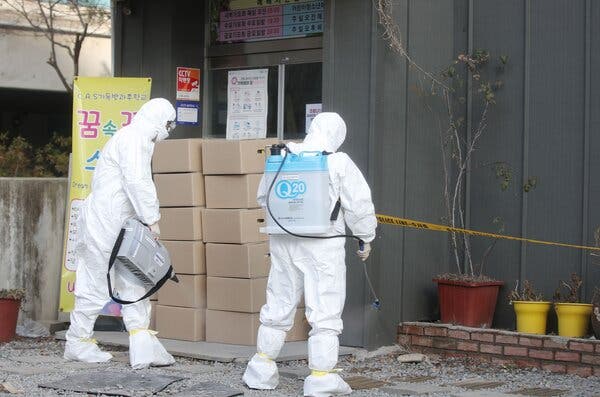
left=376, top=214, right=600, bottom=252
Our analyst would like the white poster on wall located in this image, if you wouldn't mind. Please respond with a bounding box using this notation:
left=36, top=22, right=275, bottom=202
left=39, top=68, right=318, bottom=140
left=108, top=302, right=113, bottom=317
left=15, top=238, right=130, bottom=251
left=305, top=103, right=322, bottom=133
left=226, top=69, right=268, bottom=140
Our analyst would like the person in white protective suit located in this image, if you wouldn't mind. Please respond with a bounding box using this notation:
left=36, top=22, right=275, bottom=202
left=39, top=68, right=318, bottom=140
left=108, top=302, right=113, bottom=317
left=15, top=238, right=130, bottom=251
left=243, top=112, right=377, bottom=397
left=64, top=98, right=177, bottom=369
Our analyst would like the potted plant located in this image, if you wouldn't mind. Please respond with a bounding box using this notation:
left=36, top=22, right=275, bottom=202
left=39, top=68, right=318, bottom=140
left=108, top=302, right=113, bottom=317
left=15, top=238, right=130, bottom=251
left=0, top=289, right=25, bottom=342
left=424, top=50, right=508, bottom=328
left=374, top=5, right=511, bottom=328
left=508, top=280, right=551, bottom=335
left=553, top=274, right=592, bottom=338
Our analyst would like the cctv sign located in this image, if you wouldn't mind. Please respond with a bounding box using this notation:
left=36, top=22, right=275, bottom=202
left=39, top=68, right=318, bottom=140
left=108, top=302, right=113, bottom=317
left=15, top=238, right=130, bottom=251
left=176, top=67, right=201, bottom=101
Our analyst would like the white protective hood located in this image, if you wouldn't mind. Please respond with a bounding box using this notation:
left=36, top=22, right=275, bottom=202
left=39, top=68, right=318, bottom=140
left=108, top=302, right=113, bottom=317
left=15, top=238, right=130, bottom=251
left=131, top=98, right=176, bottom=142
left=288, top=112, right=347, bottom=154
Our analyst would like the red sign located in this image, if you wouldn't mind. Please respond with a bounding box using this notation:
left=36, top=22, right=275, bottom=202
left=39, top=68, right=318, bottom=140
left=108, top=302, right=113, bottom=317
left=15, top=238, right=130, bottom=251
left=176, top=67, right=201, bottom=101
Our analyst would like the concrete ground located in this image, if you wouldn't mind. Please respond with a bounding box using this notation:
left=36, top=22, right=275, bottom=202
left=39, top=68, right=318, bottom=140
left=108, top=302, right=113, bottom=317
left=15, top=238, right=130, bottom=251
left=1, top=337, right=599, bottom=396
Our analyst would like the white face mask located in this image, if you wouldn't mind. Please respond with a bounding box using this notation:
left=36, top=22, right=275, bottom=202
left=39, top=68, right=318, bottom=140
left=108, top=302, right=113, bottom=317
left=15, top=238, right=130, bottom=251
left=155, top=119, right=175, bottom=142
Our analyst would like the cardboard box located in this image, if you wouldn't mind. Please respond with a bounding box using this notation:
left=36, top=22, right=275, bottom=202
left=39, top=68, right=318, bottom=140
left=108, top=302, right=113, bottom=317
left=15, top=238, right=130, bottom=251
left=205, top=309, right=308, bottom=345
left=159, top=207, right=202, bottom=240
left=206, top=242, right=269, bottom=278
left=158, top=274, right=206, bottom=308
left=202, top=138, right=278, bottom=175
left=204, top=174, right=262, bottom=209
left=155, top=173, right=205, bottom=207
left=150, top=301, right=157, bottom=330
left=207, top=277, right=267, bottom=312
left=156, top=305, right=205, bottom=341
left=152, top=138, right=202, bottom=173
left=162, top=240, right=205, bottom=275
left=202, top=208, right=267, bottom=244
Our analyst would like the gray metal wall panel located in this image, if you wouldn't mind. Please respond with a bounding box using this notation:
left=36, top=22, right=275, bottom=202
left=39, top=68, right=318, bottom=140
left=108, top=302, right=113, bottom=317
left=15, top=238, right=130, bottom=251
left=525, top=1, right=586, bottom=305
left=400, top=0, right=455, bottom=324
left=116, top=0, right=145, bottom=76
left=324, top=0, right=373, bottom=347
left=367, top=0, right=409, bottom=347
left=470, top=0, right=526, bottom=328
left=141, top=1, right=173, bottom=100
left=169, top=2, right=205, bottom=139
left=585, top=0, right=600, bottom=301
left=115, top=0, right=204, bottom=138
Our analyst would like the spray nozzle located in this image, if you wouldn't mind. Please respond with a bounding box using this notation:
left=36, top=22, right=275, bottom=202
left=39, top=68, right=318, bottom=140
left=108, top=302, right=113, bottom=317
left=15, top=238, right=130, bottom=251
left=358, top=240, right=365, bottom=252
left=372, top=299, right=381, bottom=310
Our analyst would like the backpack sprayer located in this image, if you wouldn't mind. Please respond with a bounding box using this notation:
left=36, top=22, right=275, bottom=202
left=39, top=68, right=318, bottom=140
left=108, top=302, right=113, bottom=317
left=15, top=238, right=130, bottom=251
left=264, top=144, right=380, bottom=309
left=107, top=218, right=179, bottom=305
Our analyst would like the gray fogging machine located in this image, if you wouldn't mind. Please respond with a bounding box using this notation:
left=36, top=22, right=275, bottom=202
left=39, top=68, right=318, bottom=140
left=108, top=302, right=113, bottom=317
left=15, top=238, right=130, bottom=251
left=107, top=218, right=178, bottom=305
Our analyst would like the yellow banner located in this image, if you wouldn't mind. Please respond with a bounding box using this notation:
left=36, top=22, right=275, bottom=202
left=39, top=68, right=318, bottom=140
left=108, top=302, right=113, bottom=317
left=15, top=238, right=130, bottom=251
left=376, top=214, right=600, bottom=252
left=59, top=77, right=152, bottom=314
left=229, top=0, right=313, bottom=10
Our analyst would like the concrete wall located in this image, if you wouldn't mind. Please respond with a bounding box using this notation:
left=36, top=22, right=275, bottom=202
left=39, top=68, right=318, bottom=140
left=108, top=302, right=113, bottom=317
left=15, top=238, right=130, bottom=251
left=0, top=178, right=67, bottom=321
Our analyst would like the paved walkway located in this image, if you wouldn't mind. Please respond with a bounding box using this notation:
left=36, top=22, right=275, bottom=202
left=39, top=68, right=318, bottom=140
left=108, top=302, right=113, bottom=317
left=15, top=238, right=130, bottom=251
left=1, top=337, right=598, bottom=396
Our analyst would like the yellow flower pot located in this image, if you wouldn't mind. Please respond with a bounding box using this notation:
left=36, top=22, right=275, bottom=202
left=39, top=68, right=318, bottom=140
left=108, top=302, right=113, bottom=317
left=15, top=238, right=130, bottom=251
left=513, top=301, right=552, bottom=335
left=555, top=302, right=593, bottom=338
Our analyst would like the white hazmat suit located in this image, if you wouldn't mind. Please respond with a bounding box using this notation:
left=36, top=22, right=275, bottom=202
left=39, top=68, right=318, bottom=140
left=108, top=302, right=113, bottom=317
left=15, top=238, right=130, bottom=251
left=64, top=98, right=176, bottom=369
left=243, top=112, right=377, bottom=397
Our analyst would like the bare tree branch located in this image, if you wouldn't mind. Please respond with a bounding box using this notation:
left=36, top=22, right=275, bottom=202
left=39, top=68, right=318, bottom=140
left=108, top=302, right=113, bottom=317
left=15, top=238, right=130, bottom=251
left=1, top=0, right=110, bottom=94
left=374, top=0, right=450, bottom=91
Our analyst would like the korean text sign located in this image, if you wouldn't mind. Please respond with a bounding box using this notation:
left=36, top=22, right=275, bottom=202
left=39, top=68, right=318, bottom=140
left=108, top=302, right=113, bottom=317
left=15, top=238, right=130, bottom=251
left=59, top=77, right=152, bottom=314
left=176, top=67, right=201, bottom=101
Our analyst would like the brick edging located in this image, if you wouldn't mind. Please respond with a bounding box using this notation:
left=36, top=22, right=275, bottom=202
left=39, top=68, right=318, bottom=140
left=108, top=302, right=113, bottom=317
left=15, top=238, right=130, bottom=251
left=398, top=322, right=600, bottom=378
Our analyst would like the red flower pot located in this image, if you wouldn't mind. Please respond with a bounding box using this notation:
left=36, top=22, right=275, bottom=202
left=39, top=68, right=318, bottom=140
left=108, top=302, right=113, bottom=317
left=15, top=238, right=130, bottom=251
left=0, top=298, right=21, bottom=342
left=433, top=278, right=504, bottom=328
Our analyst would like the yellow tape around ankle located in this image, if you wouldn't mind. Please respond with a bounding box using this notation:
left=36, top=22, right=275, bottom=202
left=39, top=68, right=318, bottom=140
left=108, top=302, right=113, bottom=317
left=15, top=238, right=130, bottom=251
left=311, top=369, right=342, bottom=377
left=258, top=352, right=273, bottom=361
left=79, top=338, right=97, bottom=344
left=129, top=329, right=158, bottom=336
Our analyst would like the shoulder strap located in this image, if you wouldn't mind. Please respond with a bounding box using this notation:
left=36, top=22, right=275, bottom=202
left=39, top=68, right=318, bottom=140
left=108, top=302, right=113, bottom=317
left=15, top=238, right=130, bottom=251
left=106, top=228, right=175, bottom=305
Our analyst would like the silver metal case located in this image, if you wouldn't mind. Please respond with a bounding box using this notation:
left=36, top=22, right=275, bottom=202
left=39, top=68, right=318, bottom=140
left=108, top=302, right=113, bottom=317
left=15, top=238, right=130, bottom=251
left=114, top=218, right=172, bottom=289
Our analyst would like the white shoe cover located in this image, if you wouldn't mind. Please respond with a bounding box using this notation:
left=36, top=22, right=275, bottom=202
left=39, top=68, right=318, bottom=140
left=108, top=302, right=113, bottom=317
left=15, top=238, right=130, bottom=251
left=243, top=353, right=279, bottom=390
left=304, top=373, right=352, bottom=397
left=129, top=330, right=175, bottom=369
left=64, top=340, right=112, bottom=363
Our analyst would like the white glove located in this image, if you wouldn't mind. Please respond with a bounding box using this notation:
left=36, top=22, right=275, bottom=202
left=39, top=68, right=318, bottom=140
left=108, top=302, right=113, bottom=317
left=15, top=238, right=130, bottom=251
left=149, top=223, right=160, bottom=238
left=357, top=242, right=371, bottom=261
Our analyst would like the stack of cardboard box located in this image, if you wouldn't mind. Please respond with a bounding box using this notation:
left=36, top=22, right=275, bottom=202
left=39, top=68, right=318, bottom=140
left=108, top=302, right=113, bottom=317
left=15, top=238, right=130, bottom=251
left=152, top=139, right=206, bottom=342
left=202, top=139, right=309, bottom=345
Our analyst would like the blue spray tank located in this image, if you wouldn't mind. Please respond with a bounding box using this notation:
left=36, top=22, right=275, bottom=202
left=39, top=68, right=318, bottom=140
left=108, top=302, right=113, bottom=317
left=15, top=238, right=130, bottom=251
left=263, top=148, right=331, bottom=234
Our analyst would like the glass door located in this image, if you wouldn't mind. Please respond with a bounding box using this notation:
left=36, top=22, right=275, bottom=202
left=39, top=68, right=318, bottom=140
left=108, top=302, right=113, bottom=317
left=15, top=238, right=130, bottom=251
left=282, top=62, right=322, bottom=140
left=204, top=50, right=322, bottom=140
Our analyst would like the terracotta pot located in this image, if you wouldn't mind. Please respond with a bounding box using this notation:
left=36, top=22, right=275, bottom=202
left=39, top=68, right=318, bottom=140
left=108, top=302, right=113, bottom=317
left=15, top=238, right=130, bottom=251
left=433, top=278, right=504, bottom=328
left=0, top=298, right=21, bottom=342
